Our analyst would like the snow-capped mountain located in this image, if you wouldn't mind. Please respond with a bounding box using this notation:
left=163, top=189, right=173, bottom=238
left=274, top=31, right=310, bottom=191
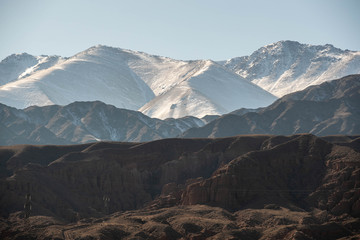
left=0, top=53, right=65, bottom=86
left=223, top=40, right=360, bottom=97
left=139, top=60, right=275, bottom=119
left=2, top=41, right=358, bottom=119
left=0, top=45, right=276, bottom=118
left=0, top=46, right=155, bottom=111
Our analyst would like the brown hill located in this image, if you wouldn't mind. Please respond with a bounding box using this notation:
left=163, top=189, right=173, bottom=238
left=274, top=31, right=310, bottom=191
left=3, top=205, right=359, bottom=240
left=0, top=134, right=359, bottom=239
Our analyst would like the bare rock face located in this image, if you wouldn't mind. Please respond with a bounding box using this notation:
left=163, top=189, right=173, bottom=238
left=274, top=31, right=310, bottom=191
left=0, top=138, right=218, bottom=219
left=0, top=134, right=360, bottom=239
left=181, top=134, right=333, bottom=209
left=308, top=144, right=360, bottom=218
left=180, top=134, right=360, bottom=218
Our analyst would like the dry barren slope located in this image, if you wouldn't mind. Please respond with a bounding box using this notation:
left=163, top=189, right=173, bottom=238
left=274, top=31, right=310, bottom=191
left=0, top=134, right=360, bottom=239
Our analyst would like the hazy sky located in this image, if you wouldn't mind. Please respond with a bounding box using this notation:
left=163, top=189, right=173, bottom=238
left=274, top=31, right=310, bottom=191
left=1, top=0, right=359, bottom=61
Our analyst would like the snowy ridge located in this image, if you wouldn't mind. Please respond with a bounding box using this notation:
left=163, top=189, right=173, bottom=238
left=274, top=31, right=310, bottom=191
left=0, top=45, right=276, bottom=119
left=140, top=60, right=276, bottom=119
left=3, top=41, right=358, bottom=119
left=223, top=41, right=360, bottom=97
left=0, top=53, right=65, bottom=85
left=0, top=46, right=155, bottom=111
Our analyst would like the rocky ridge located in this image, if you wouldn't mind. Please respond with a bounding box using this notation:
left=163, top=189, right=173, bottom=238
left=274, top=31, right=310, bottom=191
left=223, top=40, right=360, bottom=97
left=1, top=134, right=360, bottom=239
left=0, top=101, right=208, bottom=145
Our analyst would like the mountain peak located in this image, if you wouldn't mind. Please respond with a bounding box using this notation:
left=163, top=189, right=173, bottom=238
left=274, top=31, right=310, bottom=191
left=1, top=52, right=36, bottom=63
left=262, top=40, right=301, bottom=50
left=267, top=40, right=302, bottom=47
left=252, top=40, right=305, bottom=57
left=90, top=44, right=122, bottom=51
left=223, top=40, right=360, bottom=97
left=81, top=44, right=125, bottom=56
left=77, top=44, right=153, bottom=63
left=260, top=40, right=345, bottom=55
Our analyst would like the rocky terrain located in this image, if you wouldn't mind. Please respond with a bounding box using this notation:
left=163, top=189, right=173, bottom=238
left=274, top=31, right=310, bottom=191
left=2, top=205, right=359, bottom=240
left=182, top=74, right=360, bottom=138
left=0, top=134, right=359, bottom=239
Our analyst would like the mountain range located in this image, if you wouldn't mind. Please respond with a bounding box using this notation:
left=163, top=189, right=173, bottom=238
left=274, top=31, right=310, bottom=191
left=182, top=74, right=360, bottom=138
left=1, top=40, right=359, bottom=119
left=1, top=40, right=360, bottom=239
left=1, top=74, right=359, bottom=145
left=0, top=45, right=275, bottom=119
left=0, top=101, right=209, bottom=145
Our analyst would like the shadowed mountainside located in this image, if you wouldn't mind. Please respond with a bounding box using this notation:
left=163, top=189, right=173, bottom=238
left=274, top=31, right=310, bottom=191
left=0, top=101, right=208, bottom=145
left=182, top=74, right=360, bottom=138
left=1, top=134, right=360, bottom=239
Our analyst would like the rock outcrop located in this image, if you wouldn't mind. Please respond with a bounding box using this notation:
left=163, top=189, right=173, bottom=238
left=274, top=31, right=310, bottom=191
left=1, top=134, right=359, bottom=223
left=181, top=134, right=360, bottom=219
left=1, top=134, right=360, bottom=239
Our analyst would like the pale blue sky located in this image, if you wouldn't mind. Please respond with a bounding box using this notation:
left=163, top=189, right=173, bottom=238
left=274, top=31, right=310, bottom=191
left=0, top=0, right=359, bottom=61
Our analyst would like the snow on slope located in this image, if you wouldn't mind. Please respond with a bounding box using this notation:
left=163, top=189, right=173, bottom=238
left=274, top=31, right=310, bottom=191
left=140, top=60, right=277, bottom=119
left=0, top=53, right=65, bottom=86
left=0, top=53, right=38, bottom=85
left=0, top=46, right=155, bottom=110
left=18, top=55, right=66, bottom=79
left=223, top=40, right=360, bottom=97
left=0, top=45, right=276, bottom=119
left=126, top=51, right=202, bottom=96
left=2, top=41, right=359, bottom=118
left=140, top=84, right=225, bottom=119
left=124, top=53, right=276, bottom=119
